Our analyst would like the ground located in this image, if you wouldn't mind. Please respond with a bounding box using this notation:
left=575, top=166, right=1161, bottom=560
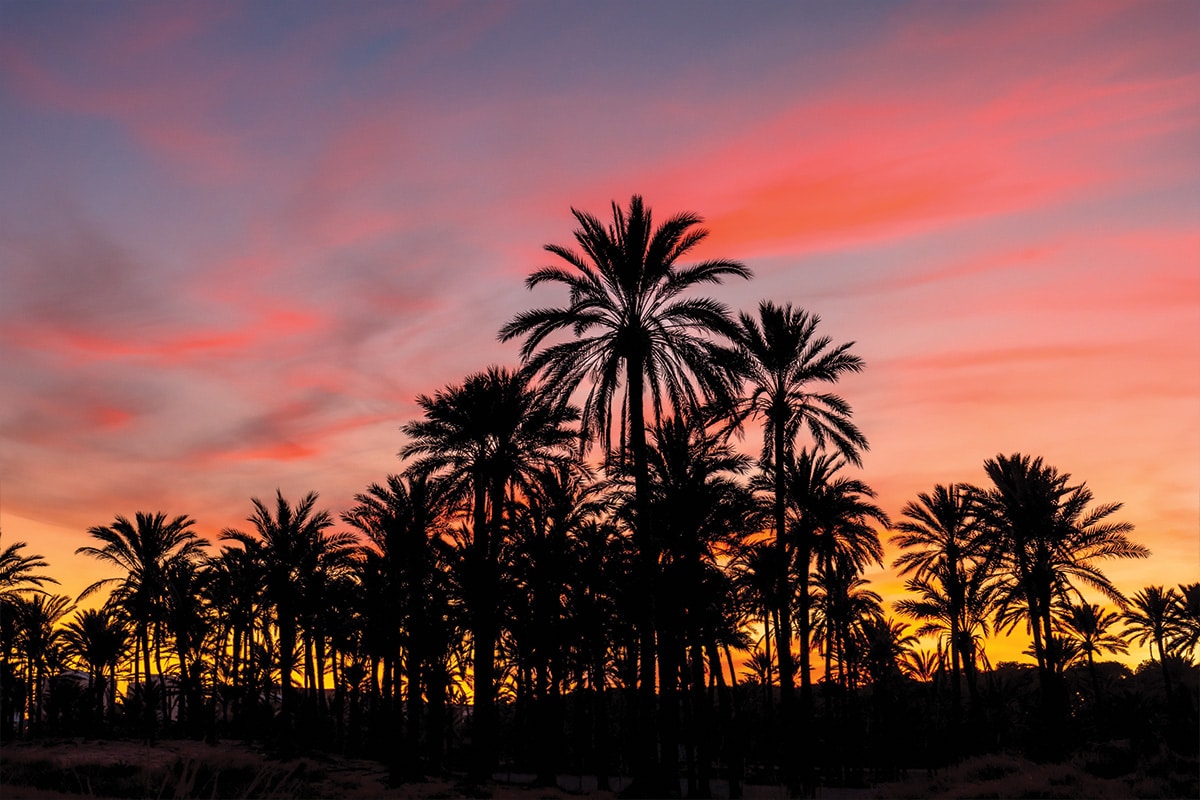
left=0, top=738, right=1195, bottom=798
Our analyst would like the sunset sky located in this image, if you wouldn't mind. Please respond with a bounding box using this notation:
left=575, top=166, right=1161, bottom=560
left=2, top=1, right=1197, bottom=664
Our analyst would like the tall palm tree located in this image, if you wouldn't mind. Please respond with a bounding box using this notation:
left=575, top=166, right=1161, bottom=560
left=15, top=593, right=74, bottom=733
left=1054, top=601, right=1126, bottom=707
left=1171, top=583, right=1200, bottom=663
left=1123, top=585, right=1181, bottom=699
left=0, top=535, right=57, bottom=720
left=222, top=490, right=333, bottom=743
left=505, top=462, right=606, bottom=786
left=61, top=605, right=129, bottom=727
left=891, top=483, right=983, bottom=718
left=784, top=450, right=887, bottom=718
left=76, top=512, right=203, bottom=695
left=725, top=301, right=866, bottom=773
left=975, top=454, right=1146, bottom=723
left=205, top=542, right=265, bottom=728
left=402, top=366, right=578, bottom=781
left=163, top=557, right=211, bottom=729
left=893, top=562, right=995, bottom=711
left=296, top=526, right=360, bottom=719
left=562, top=517, right=629, bottom=791
left=499, top=195, right=750, bottom=793
left=812, top=558, right=884, bottom=692
left=641, top=413, right=756, bottom=797
left=343, top=472, right=450, bottom=778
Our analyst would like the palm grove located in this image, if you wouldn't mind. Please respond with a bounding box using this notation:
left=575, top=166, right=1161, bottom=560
left=1, top=197, right=1197, bottom=796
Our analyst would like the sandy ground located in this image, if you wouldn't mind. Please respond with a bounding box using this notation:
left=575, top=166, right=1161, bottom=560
left=1, top=738, right=1194, bottom=799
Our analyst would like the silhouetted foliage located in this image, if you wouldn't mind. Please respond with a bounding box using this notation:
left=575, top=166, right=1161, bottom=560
left=3, top=198, right=1192, bottom=800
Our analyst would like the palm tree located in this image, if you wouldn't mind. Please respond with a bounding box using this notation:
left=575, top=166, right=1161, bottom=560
left=725, top=301, right=867, bottom=776
left=296, top=526, right=360, bottom=720
left=811, top=558, right=883, bottom=693
left=15, top=593, right=74, bottom=733
left=61, top=605, right=128, bottom=728
left=903, top=648, right=942, bottom=684
left=893, top=562, right=996, bottom=712
left=76, top=512, right=203, bottom=699
left=162, top=557, right=211, bottom=729
left=1171, top=583, right=1200, bottom=663
left=784, top=450, right=887, bottom=717
left=730, top=541, right=784, bottom=704
left=1054, top=601, right=1126, bottom=707
left=0, top=535, right=57, bottom=723
left=499, top=195, right=750, bottom=793
left=0, top=535, right=56, bottom=602
left=975, top=454, right=1147, bottom=724
left=1123, top=585, right=1181, bottom=699
left=891, top=483, right=983, bottom=718
left=343, top=472, right=450, bottom=778
left=504, top=462, right=607, bottom=786
left=402, top=366, right=578, bottom=781
left=205, top=542, right=265, bottom=729
left=562, top=517, right=629, bottom=791
left=861, top=617, right=918, bottom=689
left=641, top=413, right=757, bottom=797
left=222, top=490, right=333, bottom=744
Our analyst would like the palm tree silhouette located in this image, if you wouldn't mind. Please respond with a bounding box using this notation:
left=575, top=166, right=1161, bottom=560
left=206, top=541, right=265, bottom=730
left=343, top=472, right=450, bottom=778
left=500, top=195, right=750, bottom=793
left=163, top=557, right=210, bottom=730
left=893, top=562, right=996, bottom=715
left=0, top=536, right=56, bottom=602
left=76, top=512, right=203, bottom=705
left=0, top=535, right=57, bottom=723
left=642, top=413, right=756, bottom=798
left=725, top=301, right=866, bottom=785
left=1054, top=601, right=1126, bottom=708
left=783, top=450, right=886, bottom=723
left=62, top=605, right=128, bottom=729
left=562, top=516, right=629, bottom=791
left=1123, top=585, right=1181, bottom=700
left=296, top=526, right=359, bottom=720
left=222, top=491, right=333, bottom=747
left=892, top=483, right=984, bottom=720
left=15, top=593, right=73, bottom=733
left=1173, top=582, right=1200, bottom=661
left=505, top=462, right=606, bottom=786
left=812, top=558, right=883, bottom=693
left=975, top=454, right=1146, bottom=732
left=402, top=366, right=577, bottom=782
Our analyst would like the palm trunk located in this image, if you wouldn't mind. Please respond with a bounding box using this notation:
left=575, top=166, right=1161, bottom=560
left=590, top=647, right=611, bottom=791
left=1155, top=635, right=1172, bottom=702
left=469, top=476, right=500, bottom=783
left=627, top=359, right=669, bottom=794
left=154, top=629, right=170, bottom=725
left=278, top=599, right=299, bottom=745
left=707, top=639, right=741, bottom=800
left=797, top=536, right=814, bottom=720
left=772, top=430, right=798, bottom=728
left=689, top=635, right=712, bottom=799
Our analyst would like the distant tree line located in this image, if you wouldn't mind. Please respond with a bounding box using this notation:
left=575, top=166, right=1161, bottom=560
left=1, top=197, right=1196, bottom=798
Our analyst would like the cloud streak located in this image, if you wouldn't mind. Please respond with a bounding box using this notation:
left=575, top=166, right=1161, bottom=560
left=0, top=0, right=1195, bottom=650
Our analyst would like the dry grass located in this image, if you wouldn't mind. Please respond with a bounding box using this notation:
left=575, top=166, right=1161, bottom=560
left=0, top=738, right=608, bottom=799
left=851, top=748, right=1198, bottom=799
left=1, top=739, right=1195, bottom=799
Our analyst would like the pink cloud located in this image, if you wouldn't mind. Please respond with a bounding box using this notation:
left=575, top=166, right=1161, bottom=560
left=3, top=307, right=325, bottom=367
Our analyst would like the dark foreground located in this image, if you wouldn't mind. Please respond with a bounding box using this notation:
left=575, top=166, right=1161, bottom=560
left=1, top=738, right=1196, bottom=799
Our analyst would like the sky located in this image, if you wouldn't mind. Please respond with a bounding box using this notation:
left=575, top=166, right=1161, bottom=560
left=1, top=0, right=1198, bottom=665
